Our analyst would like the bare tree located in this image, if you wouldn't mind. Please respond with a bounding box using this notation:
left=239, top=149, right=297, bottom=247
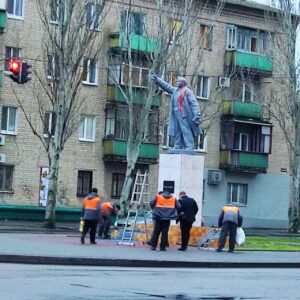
left=261, top=0, right=300, bottom=232
left=108, top=0, right=225, bottom=212
left=12, top=0, right=108, bottom=227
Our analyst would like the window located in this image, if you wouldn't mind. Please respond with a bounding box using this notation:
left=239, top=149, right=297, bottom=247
left=196, top=76, right=210, bottom=99
left=111, top=173, right=125, bottom=198
left=77, top=170, right=93, bottom=197
left=0, top=165, right=14, bottom=192
left=50, top=0, right=67, bottom=23
left=44, top=112, right=56, bottom=137
left=105, top=109, right=116, bottom=138
left=120, top=11, right=145, bottom=35
left=7, top=0, right=24, bottom=19
left=261, top=126, right=271, bottom=154
left=1, top=106, right=18, bottom=135
left=4, top=47, right=21, bottom=71
left=194, top=131, right=207, bottom=152
left=82, top=59, right=98, bottom=85
left=242, top=82, right=253, bottom=102
left=121, top=64, right=149, bottom=88
left=47, top=54, right=60, bottom=79
left=79, top=115, right=96, bottom=142
left=86, top=3, right=102, bottom=30
left=234, top=132, right=249, bottom=151
left=168, top=19, right=182, bottom=43
left=226, top=25, right=267, bottom=54
left=227, top=183, right=247, bottom=205
left=199, top=24, right=213, bottom=50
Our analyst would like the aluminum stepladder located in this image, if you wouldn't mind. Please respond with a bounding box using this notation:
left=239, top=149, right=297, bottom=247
left=197, top=227, right=221, bottom=248
left=118, top=170, right=150, bottom=246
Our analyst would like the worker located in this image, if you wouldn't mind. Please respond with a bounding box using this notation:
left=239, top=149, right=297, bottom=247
left=98, top=202, right=120, bottom=239
left=81, top=188, right=101, bottom=245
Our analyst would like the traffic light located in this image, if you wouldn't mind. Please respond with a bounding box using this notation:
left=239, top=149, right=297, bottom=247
left=5, top=58, right=32, bottom=84
left=7, top=58, right=22, bottom=83
left=20, top=62, right=32, bottom=84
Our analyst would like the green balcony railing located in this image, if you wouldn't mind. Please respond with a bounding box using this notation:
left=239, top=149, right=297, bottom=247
left=0, top=10, right=6, bottom=32
left=103, top=139, right=159, bottom=161
left=225, top=50, right=272, bottom=75
left=107, top=86, right=161, bottom=106
left=220, top=150, right=268, bottom=173
left=223, top=100, right=263, bottom=119
left=109, top=32, right=159, bottom=53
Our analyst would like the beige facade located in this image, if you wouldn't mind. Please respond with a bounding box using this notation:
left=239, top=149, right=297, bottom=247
left=0, top=0, right=290, bottom=227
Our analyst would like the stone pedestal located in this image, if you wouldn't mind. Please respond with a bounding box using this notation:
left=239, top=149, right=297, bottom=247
left=157, top=153, right=204, bottom=226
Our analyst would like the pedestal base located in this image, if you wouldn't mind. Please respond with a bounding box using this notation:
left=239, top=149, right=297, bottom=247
left=158, top=153, right=204, bottom=226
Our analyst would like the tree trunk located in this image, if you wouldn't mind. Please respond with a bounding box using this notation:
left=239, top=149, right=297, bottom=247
left=119, top=141, right=141, bottom=215
left=44, top=150, right=59, bottom=228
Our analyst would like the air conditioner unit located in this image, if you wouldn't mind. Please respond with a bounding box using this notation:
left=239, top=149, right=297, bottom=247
left=218, top=77, right=230, bottom=88
left=0, top=135, right=5, bottom=146
left=207, top=170, right=222, bottom=185
left=0, top=154, right=6, bottom=163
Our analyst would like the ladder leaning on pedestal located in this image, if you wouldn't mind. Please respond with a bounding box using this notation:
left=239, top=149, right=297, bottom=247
left=118, top=170, right=150, bottom=246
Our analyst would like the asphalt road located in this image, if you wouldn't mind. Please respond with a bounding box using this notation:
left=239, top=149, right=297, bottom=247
left=0, top=264, right=299, bottom=300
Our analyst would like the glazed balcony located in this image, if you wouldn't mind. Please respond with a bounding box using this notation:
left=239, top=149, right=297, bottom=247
left=220, top=150, right=268, bottom=173
left=107, top=86, right=161, bottom=107
left=222, top=100, right=263, bottom=120
left=225, top=50, right=272, bottom=76
left=103, top=139, right=159, bottom=164
left=109, top=32, right=159, bottom=53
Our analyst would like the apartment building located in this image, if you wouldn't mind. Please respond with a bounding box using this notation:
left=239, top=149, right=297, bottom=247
left=0, top=0, right=290, bottom=228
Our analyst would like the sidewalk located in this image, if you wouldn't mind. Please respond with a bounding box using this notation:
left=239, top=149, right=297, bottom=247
left=0, top=232, right=300, bottom=268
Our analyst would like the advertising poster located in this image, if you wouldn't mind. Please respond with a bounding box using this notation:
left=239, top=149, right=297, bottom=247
left=39, top=167, right=49, bottom=206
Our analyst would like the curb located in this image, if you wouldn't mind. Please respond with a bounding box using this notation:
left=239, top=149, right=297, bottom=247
left=0, top=255, right=300, bottom=268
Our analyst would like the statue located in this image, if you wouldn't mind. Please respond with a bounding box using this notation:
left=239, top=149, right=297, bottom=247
left=149, top=72, right=201, bottom=151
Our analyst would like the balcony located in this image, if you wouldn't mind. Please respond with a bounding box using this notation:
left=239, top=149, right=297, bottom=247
left=103, top=139, right=159, bottom=164
left=225, top=50, right=272, bottom=76
left=109, top=32, right=158, bottom=53
left=223, top=100, right=263, bottom=119
left=107, top=86, right=161, bottom=107
left=220, top=150, right=268, bottom=173
left=0, top=10, right=6, bottom=33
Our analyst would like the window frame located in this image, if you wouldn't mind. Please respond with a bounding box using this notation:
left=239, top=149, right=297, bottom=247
left=47, top=54, right=60, bottom=80
left=79, top=115, right=96, bottom=142
left=196, top=76, right=210, bottom=100
left=49, top=0, right=67, bottom=24
left=120, top=10, right=145, bottom=36
left=86, top=3, right=102, bottom=31
left=1, top=106, right=18, bottom=135
left=0, top=164, right=14, bottom=193
left=43, top=111, right=56, bottom=138
left=111, top=173, right=125, bottom=198
left=194, top=131, right=207, bottom=152
left=82, top=59, right=99, bottom=86
left=76, top=170, right=93, bottom=197
left=120, top=63, right=150, bottom=88
left=199, top=24, right=213, bottom=50
left=227, top=182, right=248, bottom=206
left=7, top=0, right=24, bottom=20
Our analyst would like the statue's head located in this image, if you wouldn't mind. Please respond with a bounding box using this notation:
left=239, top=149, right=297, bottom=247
left=176, top=77, right=187, bottom=88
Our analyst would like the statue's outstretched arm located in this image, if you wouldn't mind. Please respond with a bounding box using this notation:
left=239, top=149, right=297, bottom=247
left=149, top=72, right=176, bottom=94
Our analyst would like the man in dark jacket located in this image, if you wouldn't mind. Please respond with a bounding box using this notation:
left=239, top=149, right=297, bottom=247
left=178, top=191, right=199, bottom=251
left=81, top=188, right=101, bottom=245
left=150, top=191, right=181, bottom=251
left=217, top=204, right=243, bottom=253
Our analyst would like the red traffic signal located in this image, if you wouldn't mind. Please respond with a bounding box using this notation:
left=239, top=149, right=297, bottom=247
left=8, top=58, right=22, bottom=75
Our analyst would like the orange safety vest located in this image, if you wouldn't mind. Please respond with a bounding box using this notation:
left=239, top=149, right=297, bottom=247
left=155, top=194, right=176, bottom=208
left=222, top=205, right=239, bottom=214
left=101, top=202, right=113, bottom=214
left=83, top=197, right=100, bottom=210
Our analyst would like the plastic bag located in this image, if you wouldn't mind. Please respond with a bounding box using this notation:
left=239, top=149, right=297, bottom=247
left=236, top=227, right=245, bottom=245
